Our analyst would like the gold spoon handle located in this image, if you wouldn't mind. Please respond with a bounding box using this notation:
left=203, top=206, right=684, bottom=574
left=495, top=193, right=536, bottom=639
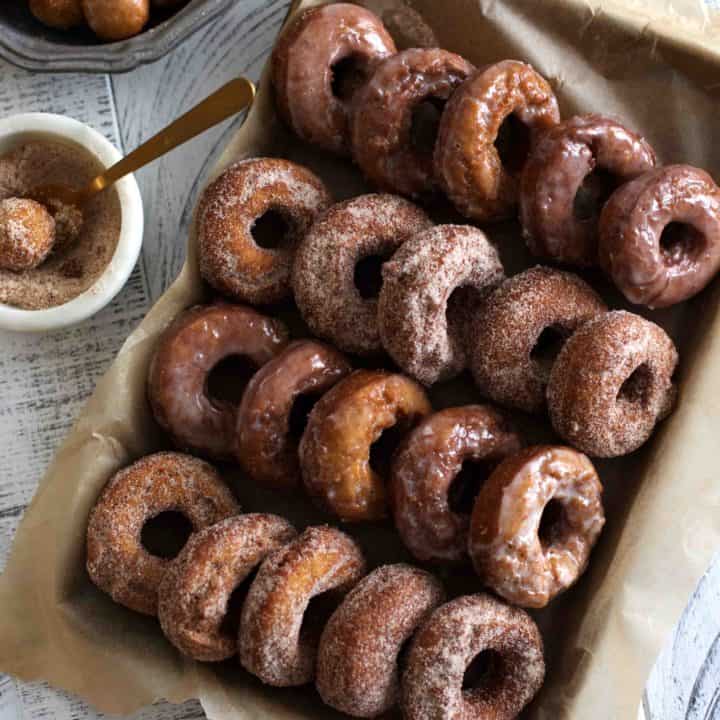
left=87, top=77, right=256, bottom=196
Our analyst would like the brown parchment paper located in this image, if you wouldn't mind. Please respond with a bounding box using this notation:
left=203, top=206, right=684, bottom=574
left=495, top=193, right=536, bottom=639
left=1, top=1, right=720, bottom=718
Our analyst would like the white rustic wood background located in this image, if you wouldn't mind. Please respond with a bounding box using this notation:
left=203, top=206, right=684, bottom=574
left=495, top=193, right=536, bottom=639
left=0, top=1, right=718, bottom=718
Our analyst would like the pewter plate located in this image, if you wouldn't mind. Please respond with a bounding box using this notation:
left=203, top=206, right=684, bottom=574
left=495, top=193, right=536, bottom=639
left=0, top=0, right=236, bottom=74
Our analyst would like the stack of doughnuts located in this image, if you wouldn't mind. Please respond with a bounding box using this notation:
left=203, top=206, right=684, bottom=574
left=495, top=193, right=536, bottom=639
left=86, top=451, right=546, bottom=718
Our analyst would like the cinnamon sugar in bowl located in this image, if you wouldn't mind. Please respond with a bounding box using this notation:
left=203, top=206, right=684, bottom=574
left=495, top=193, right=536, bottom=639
left=0, top=113, right=143, bottom=332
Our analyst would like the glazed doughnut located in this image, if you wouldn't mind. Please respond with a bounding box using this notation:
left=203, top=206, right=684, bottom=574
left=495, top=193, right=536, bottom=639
left=81, top=0, right=150, bottom=41
left=0, top=198, right=55, bottom=272
left=316, top=564, right=444, bottom=718
left=598, top=164, right=720, bottom=308
left=235, top=340, right=352, bottom=489
left=158, top=513, right=296, bottom=661
left=86, top=452, right=239, bottom=616
left=350, top=48, right=475, bottom=197
left=29, top=0, right=84, bottom=29
left=378, top=224, right=504, bottom=385
left=520, top=114, right=657, bottom=266
left=198, top=158, right=332, bottom=305
left=391, top=405, right=522, bottom=564
left=148, top=303, right=288, bottom=460
left=435, top=60, right=560, bottom=222
left=239, top=526, right=365, bottom=686
left=299, top=370, right=432, bottom=522
left=402, top=594, right=545, bottom=720
left=547, top=310, right=678, bottom=457
left=470, top=266, right=607, bottom=413
left=469, top=445, right=604, bottom=608
left=293, top=194, right=432, bottom=355
left=272, top=3, right=396, bottom=154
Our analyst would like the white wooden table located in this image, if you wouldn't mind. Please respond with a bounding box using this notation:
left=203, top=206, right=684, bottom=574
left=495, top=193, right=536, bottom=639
left=0, top=2, right=718, bottom=718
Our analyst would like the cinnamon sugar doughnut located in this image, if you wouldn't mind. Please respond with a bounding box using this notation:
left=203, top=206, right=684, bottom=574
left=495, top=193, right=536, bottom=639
left=240, top=526, right=365, bottom=686
left=272, top=3, right=396, bottom=155
left=598, top=164, right=720, bottom=308
left=86, top=452, right=239, bottom=616
left=299, top=370, right=432, bottom=522
left=81, top=0, right=150, bottom=41
left=350, top=48, right=475, bottom=197
left=520, top=114, right=657, bottom=266
left=29, top=0, right=84, bottom=29
left=391, top=405, right=522, bottom=564
left=435, top=60, right=560, bottom=222
left=402, top=594, right=545, bottom=720
left=148, top=303, right=288, bottom=460
left=293, top=194, right=432, bottom=355
left=0, top=198, right=55, bottom=272
left=547, top=310, right=678, bottom=457
left=470, top=267, right=607, bottom=413
left=468, top=445, right=604, bottom=608
left=316, top=564, right=444, bottom=718
left=379, top=224, right=505, bottom=385
left=158, top=514, right=296, bottom=661
left=235, top=340, right=352, bottom=489
left=198, top=158, right=332, bottom=305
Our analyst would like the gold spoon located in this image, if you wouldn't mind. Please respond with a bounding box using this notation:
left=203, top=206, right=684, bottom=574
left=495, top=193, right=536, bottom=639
left=33, top=76, right=256, bottom=209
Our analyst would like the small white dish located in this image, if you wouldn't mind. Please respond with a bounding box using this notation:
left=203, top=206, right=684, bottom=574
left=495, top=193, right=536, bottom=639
left=0, top=112, right=143, bottom=332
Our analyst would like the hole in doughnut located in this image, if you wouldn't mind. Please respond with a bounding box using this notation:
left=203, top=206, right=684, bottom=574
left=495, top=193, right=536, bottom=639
left=538, top=499, right=569, bottom=549
left=141, top=511, right=194, bottom=559
left=617, top=362, right=652, bottom=407
left=660, top=222, right=704, bottom=267
left=573, top=168, right=618, bottom=221
left=206, top=354, right=258, bottom=407
left=331, top=54, right=367, bottom=100
left=448, top=459, right=497, bottom=515
left=410, top=96, right=447, bottom=154
left=251, top=209, right=291, bottom=250
left=354, top=253, right=388, bottom=299
left=369, top=422, right=408, bottom=479
left=462, top=649, right=504, bottom=694
left=494, top=113, right=531, bottom=174
left=300, top=589, right=342, bottom=645
left=531, top=325, right=569, bottom=381
left=219, top=567, right=259, bottom=638
left=288, top=391, right=322, bottom=440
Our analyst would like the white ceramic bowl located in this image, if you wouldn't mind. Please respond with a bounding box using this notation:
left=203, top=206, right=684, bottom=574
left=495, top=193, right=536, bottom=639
left=0, top=113, right=143, bottom=332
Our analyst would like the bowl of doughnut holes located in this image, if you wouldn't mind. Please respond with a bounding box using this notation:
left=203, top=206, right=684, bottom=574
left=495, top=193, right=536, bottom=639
left=82, top=2, right=720, bottom=719
left=0, top=0, right=236, bottom=72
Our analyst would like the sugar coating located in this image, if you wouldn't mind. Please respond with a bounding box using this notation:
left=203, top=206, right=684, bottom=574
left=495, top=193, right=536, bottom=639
left=316, top=563, right=444, bottom=718
left=0, top=197, right=55, bottom=272
left=239, top=525, right=365, bottom=686
left=402, top=594, right=545, bottom=720
left=198, top=157, right=332, bottom=305
left=547, top=310, right=678, bottom=457
left=470, top=266, right=606, bottom=413
left=293, top=193, right=432, bottom=355
left=379, top=224, right=505, bottom=385
left=85, top=451, right=239, bottom=616
left=158, top=513, right=296, bottom=662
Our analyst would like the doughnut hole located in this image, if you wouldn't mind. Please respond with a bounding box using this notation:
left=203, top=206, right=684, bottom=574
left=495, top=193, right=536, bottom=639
left=494, top=113, right=532, bottom=174
left=288, top=392, right=322, bottom=440
left=251, top=208, right=292, bottom=250
left=410, top=96, right=447, bottom=154
left=573, top=168, right=617, bottom=221
left=219, top=567, right=259, bottom=637
left=617, top=362, right=653, bottom=408
left=369, top=422, right=408, bottom=479
left=299, top=589, right=342, bottom=645
left=659, top=222, right=704, bottom=270
left=531, top=325, right=569, bottom=381
left=462, top=649, right=505, bottom=696
left=538, top=498, right=570, bottom=550
left=354, top=253, right=389, bottom=299
left=141, top=511, right=193, bottom=559
left=206, top=355, right=258, bottom=406
left=448, top=459, right=497, bottom=515
left=331, top=54, right=368, bottom=100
